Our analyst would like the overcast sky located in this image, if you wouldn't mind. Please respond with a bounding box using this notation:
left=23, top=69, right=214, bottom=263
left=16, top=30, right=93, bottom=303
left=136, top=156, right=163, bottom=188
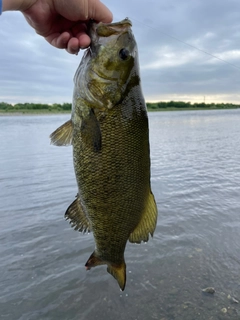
left=1, top=0, right=240, bottom=104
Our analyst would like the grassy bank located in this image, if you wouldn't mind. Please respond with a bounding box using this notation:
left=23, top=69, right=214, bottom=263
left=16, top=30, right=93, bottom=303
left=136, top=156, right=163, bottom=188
left=0, top=109, right=71, bottom=115
left=0, top=101, right=240, bottom=115
left=0, top=102, right=71, bottom=114
left=146, top=101, right=240, bottom=111
left=147, top=106, right=240, bottom=112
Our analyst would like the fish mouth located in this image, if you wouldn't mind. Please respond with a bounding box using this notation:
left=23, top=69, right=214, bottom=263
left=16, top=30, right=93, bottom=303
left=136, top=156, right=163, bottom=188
left=88, top=18, right=132, bottom=46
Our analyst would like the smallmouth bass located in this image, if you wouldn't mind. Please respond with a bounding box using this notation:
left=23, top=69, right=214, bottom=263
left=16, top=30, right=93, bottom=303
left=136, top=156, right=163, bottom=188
left=50, top=18, right=157, bottom=291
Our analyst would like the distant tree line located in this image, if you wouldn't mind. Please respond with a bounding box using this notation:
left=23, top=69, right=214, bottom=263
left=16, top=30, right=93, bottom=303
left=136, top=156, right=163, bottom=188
left=0, top=101, right=239, bottom=112
left=0, top=102, right=71, bottom=111
left=146, top=101, right=240, bottom=110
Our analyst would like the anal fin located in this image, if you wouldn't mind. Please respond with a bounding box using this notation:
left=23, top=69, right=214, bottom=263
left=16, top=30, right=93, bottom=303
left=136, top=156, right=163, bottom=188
left=65, top=195, right=91, bottom=233
left=50, top=119, right=73, bottom=146
left=129, top=191, right=158, bottom=243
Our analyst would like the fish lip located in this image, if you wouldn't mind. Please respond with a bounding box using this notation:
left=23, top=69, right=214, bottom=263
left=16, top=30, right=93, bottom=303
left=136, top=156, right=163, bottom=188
left=96, top=18, right=132, bottom=29
left=89, top=17, right=132, bottom=31
left=88, top=20, right=98, bottom=46
left=88, top=18, right=132, bottom=46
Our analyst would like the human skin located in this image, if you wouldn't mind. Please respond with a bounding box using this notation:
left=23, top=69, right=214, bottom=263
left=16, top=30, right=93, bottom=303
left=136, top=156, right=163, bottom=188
left=2, top=0, right=113, bottom=54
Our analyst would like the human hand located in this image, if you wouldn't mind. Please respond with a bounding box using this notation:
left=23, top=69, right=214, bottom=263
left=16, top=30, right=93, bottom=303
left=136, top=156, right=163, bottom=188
left=2, top=0, right=113, bottom=54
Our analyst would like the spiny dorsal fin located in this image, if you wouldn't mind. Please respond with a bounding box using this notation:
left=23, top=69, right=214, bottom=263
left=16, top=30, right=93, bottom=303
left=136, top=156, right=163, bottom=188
left=65, top=195, right=92, bottom=233
left=129, top=191, right=157, bottom=243
left=50, top=119, right=73, bottom=146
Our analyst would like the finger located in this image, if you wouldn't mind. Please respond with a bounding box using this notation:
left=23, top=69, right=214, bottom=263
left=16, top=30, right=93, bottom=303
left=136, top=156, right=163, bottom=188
left=66, top=33, right=91, bottom=54
left=56, top=0, right=112, bottom=23
left=46, top=32, right=71, bottom=49
left=71, top=24, right=91, bottom=48
left=88, top=0, right=113, bottom=23
left=77, top=33, right=91, bottom=49
left=66, top=38, right=80, bottom=54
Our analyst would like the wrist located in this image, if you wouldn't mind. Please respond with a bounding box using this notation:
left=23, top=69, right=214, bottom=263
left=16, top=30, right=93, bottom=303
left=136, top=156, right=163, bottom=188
left=2, top=0, right=35, bottom=12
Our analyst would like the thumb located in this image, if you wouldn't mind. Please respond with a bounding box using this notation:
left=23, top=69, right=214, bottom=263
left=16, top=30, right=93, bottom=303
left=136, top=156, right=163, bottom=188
left=87, top=0, right=113, bottom=23
left=56, top=0, right=113, bottom=23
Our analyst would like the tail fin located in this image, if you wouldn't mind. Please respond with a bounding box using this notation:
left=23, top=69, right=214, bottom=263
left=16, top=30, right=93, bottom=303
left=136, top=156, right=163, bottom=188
left=85, top=251, right=126, bottom=290
left=85, top=251, right=105, bottom=270
left=107, top=262, right=126, bottom=291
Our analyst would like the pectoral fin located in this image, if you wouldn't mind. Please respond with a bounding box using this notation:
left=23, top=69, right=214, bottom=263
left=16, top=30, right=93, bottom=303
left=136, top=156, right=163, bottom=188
left=50, top=119, right=73, bottom=146
left=81, top=108, right=102, bottom=152
left=65, top=195, right=92, bottom=233
left=129, top=191, right=158, bottom=243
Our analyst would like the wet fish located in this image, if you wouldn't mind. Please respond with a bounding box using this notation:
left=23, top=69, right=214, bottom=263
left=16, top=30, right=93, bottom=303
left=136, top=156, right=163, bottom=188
left=50, top=18, right=157, bottom=290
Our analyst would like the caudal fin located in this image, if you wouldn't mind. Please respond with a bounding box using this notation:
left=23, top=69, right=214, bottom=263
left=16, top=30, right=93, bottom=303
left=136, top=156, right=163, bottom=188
left=85, top=251, right=126, bottom=290
left=107, top=262, right=126, bottom=291
left=85, top=251, right=105, bottom=270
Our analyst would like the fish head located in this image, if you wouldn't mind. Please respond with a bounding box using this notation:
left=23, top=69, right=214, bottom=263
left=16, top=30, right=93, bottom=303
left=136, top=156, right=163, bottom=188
left=74, top=19, right=140, bottom=110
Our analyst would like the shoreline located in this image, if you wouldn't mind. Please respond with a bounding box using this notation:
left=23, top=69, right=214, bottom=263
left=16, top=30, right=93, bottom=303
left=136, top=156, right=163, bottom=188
left=148, top=107, right=240, bottom=112
left=0, top=107, right=239, bottom=116
left=0, top=111, right=71, bottom=116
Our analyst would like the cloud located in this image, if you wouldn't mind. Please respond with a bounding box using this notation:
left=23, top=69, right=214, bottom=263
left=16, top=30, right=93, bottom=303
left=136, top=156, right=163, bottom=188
left=1, top=1, right=240, bottom=104
left=0, top=12, right=82, bottom=104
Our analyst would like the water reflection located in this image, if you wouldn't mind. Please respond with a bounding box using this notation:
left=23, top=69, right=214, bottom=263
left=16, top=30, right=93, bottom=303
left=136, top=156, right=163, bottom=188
left=0, top=110, right=240, bottom=319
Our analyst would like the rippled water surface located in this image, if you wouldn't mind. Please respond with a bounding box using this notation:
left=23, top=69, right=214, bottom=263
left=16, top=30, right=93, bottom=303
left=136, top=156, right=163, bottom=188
left=1, top=110, right=240, bottom=320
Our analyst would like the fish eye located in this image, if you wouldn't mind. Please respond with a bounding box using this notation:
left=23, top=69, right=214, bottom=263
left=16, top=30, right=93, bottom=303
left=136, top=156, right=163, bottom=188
left=119, top=48, right=130, bottom=61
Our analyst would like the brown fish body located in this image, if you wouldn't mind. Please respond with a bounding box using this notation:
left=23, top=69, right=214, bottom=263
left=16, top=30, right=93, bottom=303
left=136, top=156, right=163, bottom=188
left=50, top=19, right=157, bottom=290
left=74, top=94, right=150, bottom=260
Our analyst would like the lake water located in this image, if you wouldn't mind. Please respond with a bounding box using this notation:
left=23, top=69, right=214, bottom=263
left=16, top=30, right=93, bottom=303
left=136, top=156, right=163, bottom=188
left=1, top=110, right=240, bottom=320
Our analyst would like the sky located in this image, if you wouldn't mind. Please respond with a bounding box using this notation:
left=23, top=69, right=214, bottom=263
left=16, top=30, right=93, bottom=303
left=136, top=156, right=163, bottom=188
left=1, top=0, right=240, bottom=104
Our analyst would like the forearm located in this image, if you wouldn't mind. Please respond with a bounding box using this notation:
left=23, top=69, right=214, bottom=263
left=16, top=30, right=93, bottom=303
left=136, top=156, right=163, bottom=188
left=2, top=0, right=36, bottom=11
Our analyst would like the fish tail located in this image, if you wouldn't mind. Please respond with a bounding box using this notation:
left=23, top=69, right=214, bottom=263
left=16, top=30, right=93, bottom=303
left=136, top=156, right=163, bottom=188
left=85, top=251, right=126, bottom=290
left=107, top=261, right=126, bottom=291
left=85, top=251, right=105, bottom=270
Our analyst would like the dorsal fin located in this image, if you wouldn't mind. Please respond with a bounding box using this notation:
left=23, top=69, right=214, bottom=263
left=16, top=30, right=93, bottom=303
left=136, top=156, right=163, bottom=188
left=129, top=191, right=157, bottom=243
